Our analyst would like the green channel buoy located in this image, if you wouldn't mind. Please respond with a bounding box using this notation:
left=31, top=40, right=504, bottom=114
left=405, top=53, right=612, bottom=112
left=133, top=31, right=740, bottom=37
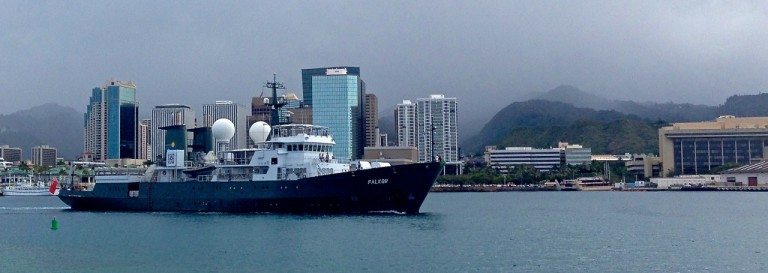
left=51, top=217, right=59, bottom=230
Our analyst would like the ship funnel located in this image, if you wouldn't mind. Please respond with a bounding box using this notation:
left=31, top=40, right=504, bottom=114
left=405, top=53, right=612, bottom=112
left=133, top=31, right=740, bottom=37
left=249, top=121, right=271, bottom=143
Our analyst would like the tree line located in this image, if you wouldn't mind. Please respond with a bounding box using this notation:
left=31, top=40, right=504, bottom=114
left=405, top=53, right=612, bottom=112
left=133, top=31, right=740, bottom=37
left=437, top=161, right=634, bottom=186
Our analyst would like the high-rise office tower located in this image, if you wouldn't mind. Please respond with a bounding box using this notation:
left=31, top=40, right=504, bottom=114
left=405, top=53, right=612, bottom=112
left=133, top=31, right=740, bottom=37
left=137, top=119, right=152, bottom=161
left=304, top=67, right=365, bottom=162
left=301, top=67, right=361, bottom=107
left=202, top=101, right=247, bottom=151
left=395, top=100, right=417, bottom=147
left=416, top=94, right=458, bottom=163
left=150, top=104, right=195, bottom=161
left=31, top=145, right=57, bottom=167
left=0, top=145, right=23, bottom=163
left=364, top=93, right=379, bottom=147
left=84, top=79, right=138, bottom=161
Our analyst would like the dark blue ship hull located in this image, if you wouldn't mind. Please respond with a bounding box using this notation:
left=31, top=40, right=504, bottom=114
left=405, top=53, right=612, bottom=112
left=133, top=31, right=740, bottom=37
left=58, top=162, right=443, bottom=214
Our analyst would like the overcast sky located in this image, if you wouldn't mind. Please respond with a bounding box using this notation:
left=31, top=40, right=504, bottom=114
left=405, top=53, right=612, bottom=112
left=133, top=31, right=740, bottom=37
left=1, top=1, right=767, bottom=123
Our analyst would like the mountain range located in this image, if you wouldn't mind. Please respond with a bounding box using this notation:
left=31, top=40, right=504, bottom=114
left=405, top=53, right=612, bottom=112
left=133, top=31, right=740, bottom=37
left=461, top=86, right=768, bottom=155
left=3, top=85, right=768, bottom=160
left=0, top=103, right=83, bottom=160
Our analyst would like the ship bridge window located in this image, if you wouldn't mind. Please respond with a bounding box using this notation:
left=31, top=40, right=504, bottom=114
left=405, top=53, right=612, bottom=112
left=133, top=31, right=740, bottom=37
left=255, top=143, right=273, bottom=150
left=253, top=166, right=269, bottom=174
left=299, top=144, right=304, bottom=151
left=287, top=145, right=293, bottom=151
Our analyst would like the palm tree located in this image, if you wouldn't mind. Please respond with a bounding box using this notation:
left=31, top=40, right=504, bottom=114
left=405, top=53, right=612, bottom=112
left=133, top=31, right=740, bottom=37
left=17, top=161, right=31, bottom=174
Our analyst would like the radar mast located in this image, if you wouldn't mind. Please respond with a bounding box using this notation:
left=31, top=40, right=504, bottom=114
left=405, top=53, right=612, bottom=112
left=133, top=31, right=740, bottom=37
left=264, top=73, right=286, bottom=126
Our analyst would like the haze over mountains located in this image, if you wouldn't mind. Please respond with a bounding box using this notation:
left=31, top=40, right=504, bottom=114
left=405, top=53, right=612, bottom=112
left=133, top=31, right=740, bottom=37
left=461, top=86, right=768, bottom=155
left=2, top=85, right=767, bottom=160
left=0, top=103, right=83, bottom=160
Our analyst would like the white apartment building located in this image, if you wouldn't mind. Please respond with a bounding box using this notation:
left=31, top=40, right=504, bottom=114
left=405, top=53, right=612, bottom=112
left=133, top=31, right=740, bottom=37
left=202, top=101, right=247, bottom=152
left=486, top=147, right=562, bottom=173
left=395, top=100, right=417, bottom=148
left=416, top=94, right=459, bottom=163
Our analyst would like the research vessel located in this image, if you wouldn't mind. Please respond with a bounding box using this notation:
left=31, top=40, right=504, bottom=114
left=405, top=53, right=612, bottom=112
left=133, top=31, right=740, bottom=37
left=58, top=122, right=443, bottom=214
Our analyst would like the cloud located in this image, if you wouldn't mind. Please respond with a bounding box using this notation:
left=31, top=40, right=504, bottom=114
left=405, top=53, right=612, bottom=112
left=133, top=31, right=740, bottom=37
left=0, top=0, right=766, bottom=126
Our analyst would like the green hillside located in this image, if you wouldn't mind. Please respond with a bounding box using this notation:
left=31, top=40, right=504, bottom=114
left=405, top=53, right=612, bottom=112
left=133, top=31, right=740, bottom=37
left=461, top=100, right=652, bottom=154
left=495, top=119, right=660, bottom=154
left=462, top=89, right=768, bottom=156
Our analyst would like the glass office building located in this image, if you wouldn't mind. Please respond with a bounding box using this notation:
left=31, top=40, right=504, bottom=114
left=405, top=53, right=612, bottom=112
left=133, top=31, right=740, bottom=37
left=302, top=67, right=360, bottom=107
left=311, top=69, right=364, bottom=162
left=671, top=136, right=766, bottom=175
left=84, top=80, right=138, bottom=161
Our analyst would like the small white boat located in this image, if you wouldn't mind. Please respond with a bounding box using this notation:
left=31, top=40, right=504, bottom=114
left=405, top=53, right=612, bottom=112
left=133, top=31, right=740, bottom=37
left=2, top=176, right=59, bottom=196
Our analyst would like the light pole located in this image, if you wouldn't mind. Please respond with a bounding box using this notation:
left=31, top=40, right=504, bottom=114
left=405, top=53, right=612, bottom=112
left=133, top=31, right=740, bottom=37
left=430, top=117, right=435, bottom=162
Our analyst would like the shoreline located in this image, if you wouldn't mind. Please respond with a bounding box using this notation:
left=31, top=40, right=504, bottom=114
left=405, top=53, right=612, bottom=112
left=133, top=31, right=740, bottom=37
left=429, top=185, right=766, bottom=192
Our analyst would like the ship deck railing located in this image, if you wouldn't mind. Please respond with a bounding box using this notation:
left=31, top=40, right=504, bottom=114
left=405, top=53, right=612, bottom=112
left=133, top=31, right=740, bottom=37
left=94, top=167, right=147, bottom=176
left=220, top=158, right=251, bottom=165
left=272, top=124, right=329, bottom=138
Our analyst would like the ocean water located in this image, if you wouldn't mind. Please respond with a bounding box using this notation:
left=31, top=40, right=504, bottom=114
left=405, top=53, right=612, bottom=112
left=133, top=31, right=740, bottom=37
left=1, top=192, right=767, bottom=272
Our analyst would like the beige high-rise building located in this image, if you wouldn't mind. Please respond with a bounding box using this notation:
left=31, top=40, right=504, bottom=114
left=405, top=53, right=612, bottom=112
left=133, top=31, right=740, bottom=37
left=659, top=116, right=768, bottom=176
left=364, top=93, right=379, bottom=147
left=138, top=119, right=151, bottom=161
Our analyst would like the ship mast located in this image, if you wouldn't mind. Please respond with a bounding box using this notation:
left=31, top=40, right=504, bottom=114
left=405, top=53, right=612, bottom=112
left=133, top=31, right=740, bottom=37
left=264, top=73, right=286, bottom=126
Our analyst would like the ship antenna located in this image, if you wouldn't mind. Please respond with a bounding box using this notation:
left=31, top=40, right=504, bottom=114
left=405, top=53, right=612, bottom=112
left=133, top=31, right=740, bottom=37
left=264, top=73, right=286, bottom=126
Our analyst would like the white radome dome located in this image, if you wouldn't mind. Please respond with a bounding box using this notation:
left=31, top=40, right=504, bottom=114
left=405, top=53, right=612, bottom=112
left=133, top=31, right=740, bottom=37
left=212, top=118, right=235, bottom=141
left=249, top=121, right=271, bottom=143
